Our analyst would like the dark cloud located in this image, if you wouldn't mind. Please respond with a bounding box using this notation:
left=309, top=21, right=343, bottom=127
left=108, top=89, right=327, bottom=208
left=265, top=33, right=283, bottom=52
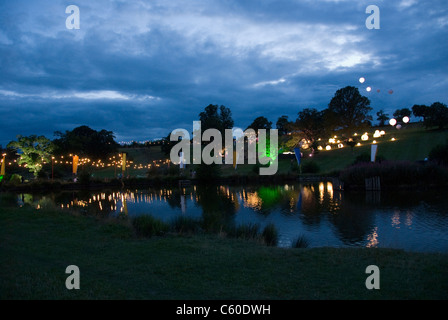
left=0, top=0, right=447, bottom=146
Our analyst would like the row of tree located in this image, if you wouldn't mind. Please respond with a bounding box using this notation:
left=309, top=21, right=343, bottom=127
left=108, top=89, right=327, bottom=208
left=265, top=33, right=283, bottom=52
left=162, top=86, right=447, bottom=155
left=3, top=85, right=447, bottom=178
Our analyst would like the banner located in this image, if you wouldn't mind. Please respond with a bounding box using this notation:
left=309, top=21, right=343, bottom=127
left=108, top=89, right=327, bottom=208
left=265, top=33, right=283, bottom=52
left=122, top=153, right=127, bottom=172
left=72, top=155, right=79, bottom=174
left=179, top=152, right=185, bottom=169
left=371, top=144, right=378, bottom=162
left=293, top=148, right=301, bottom=165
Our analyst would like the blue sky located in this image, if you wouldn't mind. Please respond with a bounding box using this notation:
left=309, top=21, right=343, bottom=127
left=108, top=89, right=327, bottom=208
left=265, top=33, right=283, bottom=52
left=1, top=0, right=447, bottom=146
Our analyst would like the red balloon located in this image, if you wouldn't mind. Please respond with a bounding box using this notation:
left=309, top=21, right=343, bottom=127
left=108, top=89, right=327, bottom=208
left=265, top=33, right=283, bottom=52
left=388, top=90, right=394, bottom=94
left=377, top=89, right=381, bottom=93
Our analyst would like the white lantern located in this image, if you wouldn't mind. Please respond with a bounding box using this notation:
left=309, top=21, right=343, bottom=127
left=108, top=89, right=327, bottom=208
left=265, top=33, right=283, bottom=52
left=389, top=118, right=397, bottom=126
left=361, top=133, right=369, bottom=141
left=403, top=116, right=410, bottom=124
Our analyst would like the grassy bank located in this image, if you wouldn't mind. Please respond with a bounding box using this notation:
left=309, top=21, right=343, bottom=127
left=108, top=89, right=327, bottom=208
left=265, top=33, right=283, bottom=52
left=1, top=205, right=447, bottom=299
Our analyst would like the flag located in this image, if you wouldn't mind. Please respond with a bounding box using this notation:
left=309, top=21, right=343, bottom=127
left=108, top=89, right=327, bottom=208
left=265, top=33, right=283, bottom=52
left=371, top=144, right=378, bottom=162
left=72, top=155, right=79, bottom=174
left=294, top=148, right=301, bottom=165
left=179, top=152, right=184, bottom=169
left=122, top=153, right=127, bottom=172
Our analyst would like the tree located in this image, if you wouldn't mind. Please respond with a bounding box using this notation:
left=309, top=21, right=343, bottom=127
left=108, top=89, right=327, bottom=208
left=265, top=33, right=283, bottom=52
left=199, top=104, right=234, bottom=134
left=246, top=116, right=272, bottom=131
left=296, top=108, right=324, bottom=143
left=412, top=104, right=429, bottom=121
left=276, top=115, right=289, bottom=136
left=7, top=135, right=54, bottom=178
left=285, top=108, right=324, bottom=153
left=393, top=108, right=412, bottom=122
left=423, top=102, right=448, bottom=130
left=328, top=86, right=372, bottom=136
left=53, top=125, right=119, bottom=159
left=376, top=110, right=389, bottom=126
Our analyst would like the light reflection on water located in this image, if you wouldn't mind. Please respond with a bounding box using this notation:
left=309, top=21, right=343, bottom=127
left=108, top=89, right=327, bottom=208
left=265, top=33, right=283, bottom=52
left=10, top=182, right=448, bottom=253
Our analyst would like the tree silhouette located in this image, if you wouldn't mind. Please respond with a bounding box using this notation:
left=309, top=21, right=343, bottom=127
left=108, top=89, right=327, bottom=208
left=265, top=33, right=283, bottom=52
left=328, top=86, right=372, bottom=136
left=376, top=110, right=389, bottom=126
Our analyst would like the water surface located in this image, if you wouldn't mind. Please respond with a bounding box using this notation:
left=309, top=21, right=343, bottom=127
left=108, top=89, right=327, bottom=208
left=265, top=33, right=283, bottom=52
left=7, top=182, right=448, bottom=252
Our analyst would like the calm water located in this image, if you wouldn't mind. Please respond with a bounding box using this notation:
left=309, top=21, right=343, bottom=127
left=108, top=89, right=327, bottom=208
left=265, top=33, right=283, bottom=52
left=6, top=182, right=448, bottom=252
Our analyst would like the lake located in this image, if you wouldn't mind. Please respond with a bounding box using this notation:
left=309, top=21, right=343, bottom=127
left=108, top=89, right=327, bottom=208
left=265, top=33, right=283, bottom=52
left=7, top=182, right=448, bottom=253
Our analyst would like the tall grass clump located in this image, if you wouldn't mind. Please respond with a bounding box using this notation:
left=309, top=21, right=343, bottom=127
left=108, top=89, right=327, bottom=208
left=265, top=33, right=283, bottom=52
left=132, top=215, right=169, bottom=238
left=262, top=223, right=278, bottom=246
left=292, top=235, right=310, bottom=248
left=170, top=215, right=203, bottom=234
left=228, top=223, right=260, bottom=240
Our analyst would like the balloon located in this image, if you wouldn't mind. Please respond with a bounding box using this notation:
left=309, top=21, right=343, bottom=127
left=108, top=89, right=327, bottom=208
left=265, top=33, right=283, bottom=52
left=388, top=90, right=394, bottom=94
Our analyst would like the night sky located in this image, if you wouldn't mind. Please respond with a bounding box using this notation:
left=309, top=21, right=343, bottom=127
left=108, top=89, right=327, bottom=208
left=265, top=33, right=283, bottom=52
left=1, top=0, right=447, bottom=146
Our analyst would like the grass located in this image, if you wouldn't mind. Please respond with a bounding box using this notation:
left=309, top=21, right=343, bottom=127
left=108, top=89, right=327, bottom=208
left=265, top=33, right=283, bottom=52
left=292, top=235, right=310, bottom=249
left=2, top=205, right=447, bottom=299
left=298, top=124, right=448, bottom=174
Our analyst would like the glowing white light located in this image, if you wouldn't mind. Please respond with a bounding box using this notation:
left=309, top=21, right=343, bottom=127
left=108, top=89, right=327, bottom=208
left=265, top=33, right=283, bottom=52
left=326, top=145, right=332, bottom=151
left=403, top=116, right=410, bottom=123
left=338, top=143, right=344, bottom=149
left=359, top=77, right=366, bottom=84
left=380, top=130, right=386, bottom=136
left=389, top=118, right=397, bottom=126
left=361, top=133, right=369, bottom=141
left=366, top=87, right=372, bottom=92
left=373, top=130, right=381, bottom=138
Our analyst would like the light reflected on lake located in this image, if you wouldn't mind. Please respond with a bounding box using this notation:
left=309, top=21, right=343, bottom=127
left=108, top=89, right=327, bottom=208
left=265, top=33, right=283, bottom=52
left=10, top=182, right=448, bottom=253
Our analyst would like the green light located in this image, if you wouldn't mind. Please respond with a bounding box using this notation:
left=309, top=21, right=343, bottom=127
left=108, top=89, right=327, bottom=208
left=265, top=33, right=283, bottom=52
left=257, top=138, right=279, bottom=164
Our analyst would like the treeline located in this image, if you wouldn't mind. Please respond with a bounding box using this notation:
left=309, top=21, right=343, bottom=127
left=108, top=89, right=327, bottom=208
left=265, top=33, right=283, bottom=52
left=2, top=85, right=447, bottom=179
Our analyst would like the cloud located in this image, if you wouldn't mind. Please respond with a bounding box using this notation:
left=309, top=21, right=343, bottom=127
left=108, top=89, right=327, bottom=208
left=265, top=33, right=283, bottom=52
left=0, top=0, right=447, bottom=146
left=0, top=89, right=159, bottom=102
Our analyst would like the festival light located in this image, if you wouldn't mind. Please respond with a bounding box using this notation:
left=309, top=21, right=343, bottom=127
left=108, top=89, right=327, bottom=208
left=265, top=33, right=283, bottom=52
left=389, top=118, right=397, bottom=126
left=403, top=116, right=410, bottom=123
left=373, top=130, right=381, bottom=138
